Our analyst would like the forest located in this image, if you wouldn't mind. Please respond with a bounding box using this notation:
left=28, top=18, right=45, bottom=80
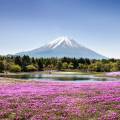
left=0, top=55, right=120, bottom=73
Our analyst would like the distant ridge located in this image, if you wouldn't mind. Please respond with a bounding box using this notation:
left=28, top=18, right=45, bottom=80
left=16, top=36, right=107, bottom=59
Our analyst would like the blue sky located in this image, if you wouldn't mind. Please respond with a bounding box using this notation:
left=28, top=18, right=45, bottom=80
left=0, top=0, right=120, bottom=58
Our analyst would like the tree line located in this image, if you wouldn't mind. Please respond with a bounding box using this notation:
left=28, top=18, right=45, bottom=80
left=0, top=55, right=120, bottom=73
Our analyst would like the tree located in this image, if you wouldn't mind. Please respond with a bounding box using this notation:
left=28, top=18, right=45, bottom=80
left=102, top=63, right=111, bottom=72
left=62, top=62, right=68, bottom=69
left=94, top=62, right=104, bottom=72
left=68, top=62, right=74, bottom=69
left=26, top=64, right=37, bottom=72
left=56, top=61, right=62, bottom=71
left=31, top=57, right=36, bottom=64
left=14, top=56, right=22, bottom=66
left=22, top=55, right=31, bottom=71
left=79, top=63, right=88, bottom=72
left=88, top=62, right=104, bottom=72
left=72, top=58, right=78, bottom=69
left=88, top=64, right=96, bottom=72
left=110, top=63, right=119, bottom=72
left=0, top=61, right=4, bottom=73
left=10, top=64, right=21, bottom=72
left=37, top=60, right=43, bottom=71
left=116, top=61, right=120, bottom=71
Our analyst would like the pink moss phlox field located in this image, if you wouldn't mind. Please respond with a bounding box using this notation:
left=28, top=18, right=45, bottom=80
left=106, top=72, right=120, bottom=76
left=0, top=81, right=120, bottom=120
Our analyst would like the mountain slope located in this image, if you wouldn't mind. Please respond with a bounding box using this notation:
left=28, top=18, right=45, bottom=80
left=16, top=36, right=106, bottom=59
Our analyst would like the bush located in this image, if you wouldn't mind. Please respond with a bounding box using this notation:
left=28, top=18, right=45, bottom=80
left=56, top=61, right=62, bottom=70
left=68, top=62, right=74, bottom=69
left=62, top=62, right=68, bottom=69
left=26, top=64, right=37, bottom=72
left=10, top=64, right=21, bottom=72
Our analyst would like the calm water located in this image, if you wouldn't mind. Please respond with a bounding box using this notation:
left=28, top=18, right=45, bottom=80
left=0, top=73, right=119, bottom=82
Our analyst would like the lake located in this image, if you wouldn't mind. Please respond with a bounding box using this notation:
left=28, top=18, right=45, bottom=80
left=0, top=72, right=119, bottom=82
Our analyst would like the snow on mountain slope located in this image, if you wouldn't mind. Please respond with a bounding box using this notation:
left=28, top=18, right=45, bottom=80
left=47, top=36, right=81, bottom=49
left=16, top=36, right=107, bottom=59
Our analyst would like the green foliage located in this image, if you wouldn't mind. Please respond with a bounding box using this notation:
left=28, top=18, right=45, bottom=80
left=26, top=64, right=37, bottom=72
left=1, top=55, right=120, bottom=72
left=0, top=61, right=4, bottom=73
left=14, top=56, right=22, bottom=66
left=92, top=62, right=104, bottom=72
left=68, top=62, right=74, bottom=69
left=10, top=64, right=21, bottom=72
left=103, top=63, right=112, bottom=72
left=56, top=61, right=62, bottom=71
left=88, top=64, right=97, bottom=72
left=110, top=63, right=118, bottom=72
left=22, top=55, right=31, bottom=71
left=79, top=64, right=88, bottom=72
left=37, top=60, right=43, bottom=71
left=62, top=62, right=68, bottom=69
left=116, top=61, right=120, bottom=70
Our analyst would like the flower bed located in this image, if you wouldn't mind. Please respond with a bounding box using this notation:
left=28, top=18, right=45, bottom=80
left=106, top=72, right=120, bottom=77
left=0, top=81, right=120, bottom=119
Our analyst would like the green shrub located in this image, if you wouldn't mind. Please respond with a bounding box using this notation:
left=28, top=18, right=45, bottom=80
left=62, top=62, right=68, bottom=69
left=26, top=64, right=37, bottom=72
left=10, top=64, right=21, bottom=72
left=68, top=62, right=74, bottom=69
left=56, top=61, right=62, bottom=70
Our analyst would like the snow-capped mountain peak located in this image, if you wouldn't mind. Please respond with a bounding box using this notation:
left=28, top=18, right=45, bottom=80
left=48, top=36, right=81, bottom=49
left=16, top=36, right=107, bottom=59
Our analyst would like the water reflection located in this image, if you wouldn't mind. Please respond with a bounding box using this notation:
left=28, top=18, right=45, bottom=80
left=0, top=73, right=119, bottom=82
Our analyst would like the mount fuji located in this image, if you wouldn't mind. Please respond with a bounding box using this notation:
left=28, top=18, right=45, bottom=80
left=16, top=36, right=106, bottom=59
